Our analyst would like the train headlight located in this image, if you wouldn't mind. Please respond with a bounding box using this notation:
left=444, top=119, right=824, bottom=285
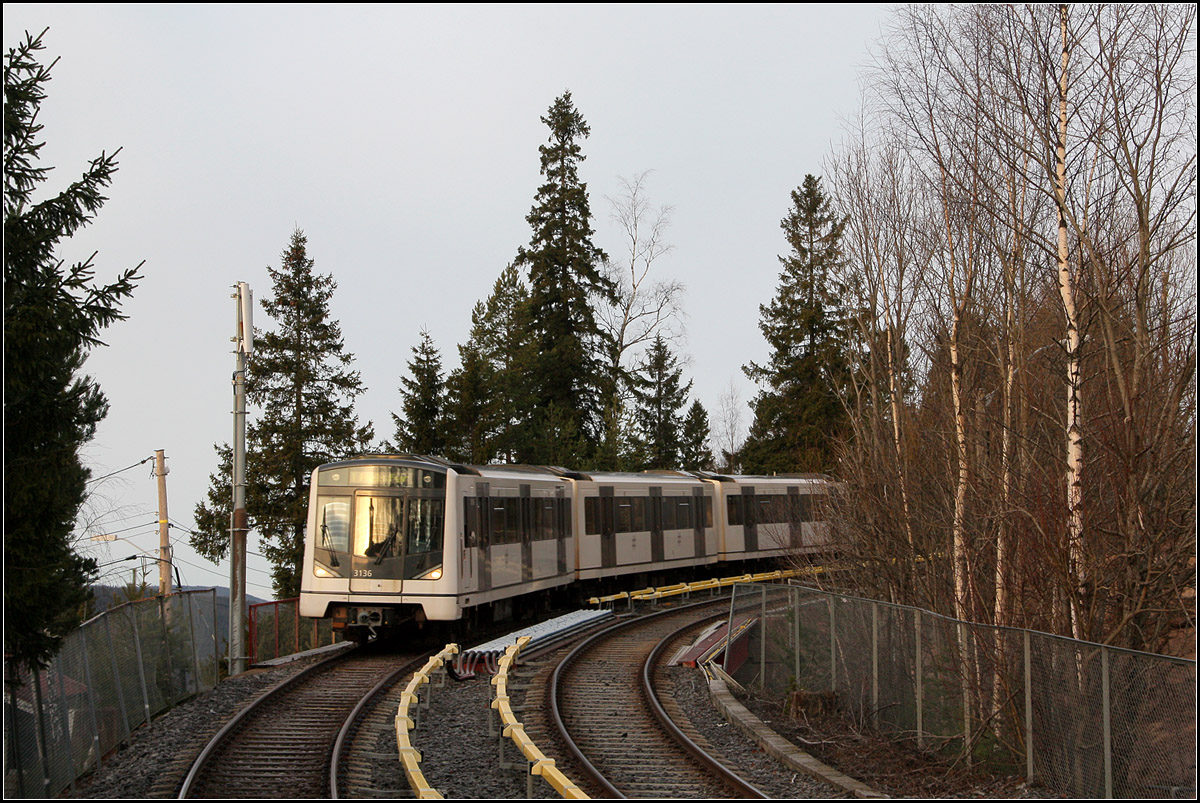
left=418, top=565, right=443, bottom=581
left=314, top=561, right=337, bottom=578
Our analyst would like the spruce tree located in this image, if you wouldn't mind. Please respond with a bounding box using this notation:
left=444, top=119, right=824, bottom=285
left=443, top=340, right=496, bottom=464
left=392, top=328, right=447, bottom=455
left=514, top=91, right=613, bottom=462
left=192, top=230, right=373, bottom=598
left=630, top=335, right=692, bottom=470
left=4, top=30, right=142, bottom=670
left=447, top=265, right=535, bottom=463
left=680, top=400, right=715, bottom=472
left=742, top=175, right=850, bottom=474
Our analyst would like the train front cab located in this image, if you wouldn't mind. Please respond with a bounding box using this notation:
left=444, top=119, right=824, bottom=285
left=300, top=458, right=459, bottom=633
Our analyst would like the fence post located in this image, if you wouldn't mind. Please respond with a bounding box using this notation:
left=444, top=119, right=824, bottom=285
left=7, top=675, right=28, bottom=795
left=792, top=586, right=800, bottom=685
left=759, top=584, right=767, bottom=691
left=103, top=615, right=131, bottom=742
left=77, top=627, right=102, bottom=774
left=30, top=664, right=51, bottom=796
left=248, top=601, right=257, bottom=665
left=724, top=583, right=738, bottom=675
left=126, top=604, right=152, bottom=727
left=871, top=601, right=879, bottom=724
left=1102, top=646, right=1112, bottom=798
left=185, top=591, right=201, bottom=695
left=212, top=590, right=220, bottom=684
left=959, top=620, right=971, bottom=765
left=829, top=595, right=837, bottom=692
left=159, top=596, right=175, bottom=703
left=915, top=609, right=923, bottom=749
left=53, top=659, right=79, bottom=791
left=295, top=599, right=300, bottom=656
left=1024, top=630, right=1033, bottom=782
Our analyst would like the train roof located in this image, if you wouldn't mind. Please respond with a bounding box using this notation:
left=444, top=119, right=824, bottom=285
left=319, top=456, right=833, bottom=487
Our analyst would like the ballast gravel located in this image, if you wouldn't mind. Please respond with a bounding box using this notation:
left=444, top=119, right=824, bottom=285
left=65, top=656, right=323, bottom=799
left=66, top=649, right=847, bottom=799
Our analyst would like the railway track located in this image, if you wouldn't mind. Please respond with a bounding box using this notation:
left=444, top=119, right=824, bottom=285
left=179, top=644, right=424, bottom=799
left=550, top=599, right=770, bottom=799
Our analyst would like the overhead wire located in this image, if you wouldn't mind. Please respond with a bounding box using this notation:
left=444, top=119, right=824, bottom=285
left=86, top=455, right=154, bottom=485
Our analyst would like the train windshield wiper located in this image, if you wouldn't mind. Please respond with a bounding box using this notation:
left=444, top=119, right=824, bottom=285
left=320, top=509, right=340, bottom=567
left=373, top=523, right=400, bottom=565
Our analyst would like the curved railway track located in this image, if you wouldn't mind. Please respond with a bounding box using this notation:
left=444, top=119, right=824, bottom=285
left=551, top=600, right=769, bottom=799
left=179, top=645, right=424, bottom=799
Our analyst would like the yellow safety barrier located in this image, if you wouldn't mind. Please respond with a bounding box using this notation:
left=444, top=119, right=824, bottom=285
left=490, top=636, right=589, bottom=799
left=394, top=643, right=460, bottom=800
left=588, top=568, right=812, bottom=607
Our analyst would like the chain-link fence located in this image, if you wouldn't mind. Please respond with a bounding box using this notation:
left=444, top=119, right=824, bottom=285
left=248, top=597, right=341, bottom=664
left=3, top=589, right=220, bottom=798
left=729, top=583, right=1196, bottom=799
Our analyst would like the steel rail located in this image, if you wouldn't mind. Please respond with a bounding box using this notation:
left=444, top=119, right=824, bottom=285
left=643, top=616, right=769, bottom=798
left=549, top=597, right=766, bottom=798
left=329, top=654, right=428, bottom=798
left=178, top=646, right=357, bottom=798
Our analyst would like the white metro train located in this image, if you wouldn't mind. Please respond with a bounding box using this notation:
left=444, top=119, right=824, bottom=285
left=299, top=455, right=832, bottom=639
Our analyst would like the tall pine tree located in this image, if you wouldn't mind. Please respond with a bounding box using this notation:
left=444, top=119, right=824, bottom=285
left=392, top=328, right=447, bottom=455
left=630, top=335, right=692, bottom=470
left=680, top=400, right=715, bottom=472
left=742, top=176, right=850, bottom=474
left=514, top=91, right=613, bottom=462
left=192, top=230, right=373, bottom=598
left=4, top=30, right=142, bottom=669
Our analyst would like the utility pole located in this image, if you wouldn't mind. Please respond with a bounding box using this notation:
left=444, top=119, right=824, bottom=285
left=230, top=282, right=253, bottom=675
left=155, top=449, right=172, bottom=595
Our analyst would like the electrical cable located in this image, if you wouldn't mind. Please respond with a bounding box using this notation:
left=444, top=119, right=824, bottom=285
left=89, top=520, right=158, bottom=538
left=86, top=455, right=154, bottom=485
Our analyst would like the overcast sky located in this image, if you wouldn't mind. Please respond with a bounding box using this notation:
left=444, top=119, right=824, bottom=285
left=5, top=4, right=888, bottom=597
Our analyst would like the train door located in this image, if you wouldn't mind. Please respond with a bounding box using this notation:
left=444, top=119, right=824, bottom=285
left=350, top=492, right=406, bottom=594
left=469, top=482, right=491, bottom=594
left=649, top=487, right=665, bottom=563
left=742, top=486, right=758, bottom=552
left=600, top=486, right=616, bottom=568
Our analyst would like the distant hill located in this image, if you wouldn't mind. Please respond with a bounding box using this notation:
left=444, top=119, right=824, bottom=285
left=91, top=584, right=270, bottom=612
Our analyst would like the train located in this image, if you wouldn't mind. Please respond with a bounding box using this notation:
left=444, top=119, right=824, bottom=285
left=299, top=454, right=833, bottom=640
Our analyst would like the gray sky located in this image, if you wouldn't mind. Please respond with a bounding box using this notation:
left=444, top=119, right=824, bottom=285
left=5, top=4, right=888, bottom=597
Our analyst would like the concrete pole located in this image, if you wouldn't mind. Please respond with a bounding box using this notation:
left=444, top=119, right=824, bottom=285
left=230, top=282, right=252, bottom=675
left=155, top=449, right=172, bottom=596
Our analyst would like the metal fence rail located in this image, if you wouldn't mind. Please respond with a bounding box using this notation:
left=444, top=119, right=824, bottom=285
left=3, top=589, right=220, bottom=798
left=247, top=597, right=341, bottom=664
left=732, top=583, right=1196, bottom=799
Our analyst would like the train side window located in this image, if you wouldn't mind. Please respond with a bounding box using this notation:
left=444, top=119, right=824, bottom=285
left=507, top=499, right=522, bottom=543
left=616, top=500, right=632, bottom=533
left=704, top=497, right=713, bottom=528
left=728, top=496, right=744, bottom=526
left=490, top=499, right=508, bottom=544
left=798, top=493, right=812, bottom=523
left=536, top=499, right=555, bottom=541
left=630, top=497, right=646, bottom=532
left=585, top=497, right=599, bottom=535
left=676, top=497, right=693, bottom=530
left=756, top=495, right=773, bottom=523
left=407, top=498, right=444, bottom=555
left=661, top=497, right=676, bottom=531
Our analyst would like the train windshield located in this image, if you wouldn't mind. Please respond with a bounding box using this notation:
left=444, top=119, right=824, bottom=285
left=313, top=491, right=445, bottom=581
